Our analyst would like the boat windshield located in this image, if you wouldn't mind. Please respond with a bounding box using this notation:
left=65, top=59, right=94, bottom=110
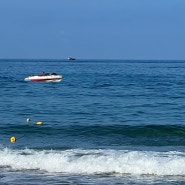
left=38, top=72, right=57, bottom=76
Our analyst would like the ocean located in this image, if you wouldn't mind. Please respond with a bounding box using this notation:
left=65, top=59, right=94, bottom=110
left=1, top=59, right=185, bottom=184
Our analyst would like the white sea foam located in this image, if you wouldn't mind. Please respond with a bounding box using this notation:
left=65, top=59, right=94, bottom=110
left=0, top=148, right=185, bottom=176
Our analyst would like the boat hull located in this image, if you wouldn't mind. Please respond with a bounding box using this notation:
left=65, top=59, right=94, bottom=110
left=24, top=75, right=62, bottom=82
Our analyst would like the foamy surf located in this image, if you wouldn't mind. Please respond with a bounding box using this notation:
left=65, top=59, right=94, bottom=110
left=0, top=148, right=185, bottom=176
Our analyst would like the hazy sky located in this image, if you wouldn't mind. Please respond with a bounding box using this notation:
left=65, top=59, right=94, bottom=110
left=0, top=0, right=185, bottom=59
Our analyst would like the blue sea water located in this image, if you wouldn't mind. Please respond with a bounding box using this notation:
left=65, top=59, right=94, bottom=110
left=1, top=59, right=185, bottom=184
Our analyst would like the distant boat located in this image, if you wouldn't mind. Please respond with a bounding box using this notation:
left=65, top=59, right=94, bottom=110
left=24, top=72, right=62, bottom=82
left=67, top=57, right=76, bottom=61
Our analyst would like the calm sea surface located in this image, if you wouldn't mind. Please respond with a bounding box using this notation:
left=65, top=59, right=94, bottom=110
left=1, top=59, right=185, bottom=184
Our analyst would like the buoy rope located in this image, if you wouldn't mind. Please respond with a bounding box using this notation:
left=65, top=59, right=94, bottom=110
left=10, top=118, right=44, bottom=144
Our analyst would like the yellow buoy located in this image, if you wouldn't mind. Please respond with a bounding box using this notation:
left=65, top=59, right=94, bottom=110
left=10, top=136, right=16, bottom=143
left=36, top=121, right=43, bottom=125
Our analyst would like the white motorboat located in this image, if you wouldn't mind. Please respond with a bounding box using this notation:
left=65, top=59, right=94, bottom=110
left=24, top=73, right=62, bottom=82
left=67, top=57, right=76, bottom=61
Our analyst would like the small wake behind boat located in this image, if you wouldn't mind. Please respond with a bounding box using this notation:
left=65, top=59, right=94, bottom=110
left=24, top=72, right=62, bottom=82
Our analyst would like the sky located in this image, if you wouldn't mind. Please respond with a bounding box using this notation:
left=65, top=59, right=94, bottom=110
left=0, top=0, right=185, bottom=60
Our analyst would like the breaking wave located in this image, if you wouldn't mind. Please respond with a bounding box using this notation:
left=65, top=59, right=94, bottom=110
left=1, top=148, right=185, bottom=176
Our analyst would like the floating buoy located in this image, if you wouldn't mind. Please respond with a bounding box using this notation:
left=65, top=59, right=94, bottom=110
left=26, top=118, right=30, bottom=122
left=36, top=121, right=43, bottom=125
left=10, top=136, right=16, bottom=143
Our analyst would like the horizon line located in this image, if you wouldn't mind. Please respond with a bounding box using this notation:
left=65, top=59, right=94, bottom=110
left=1, top=58, right=185, bottom=61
